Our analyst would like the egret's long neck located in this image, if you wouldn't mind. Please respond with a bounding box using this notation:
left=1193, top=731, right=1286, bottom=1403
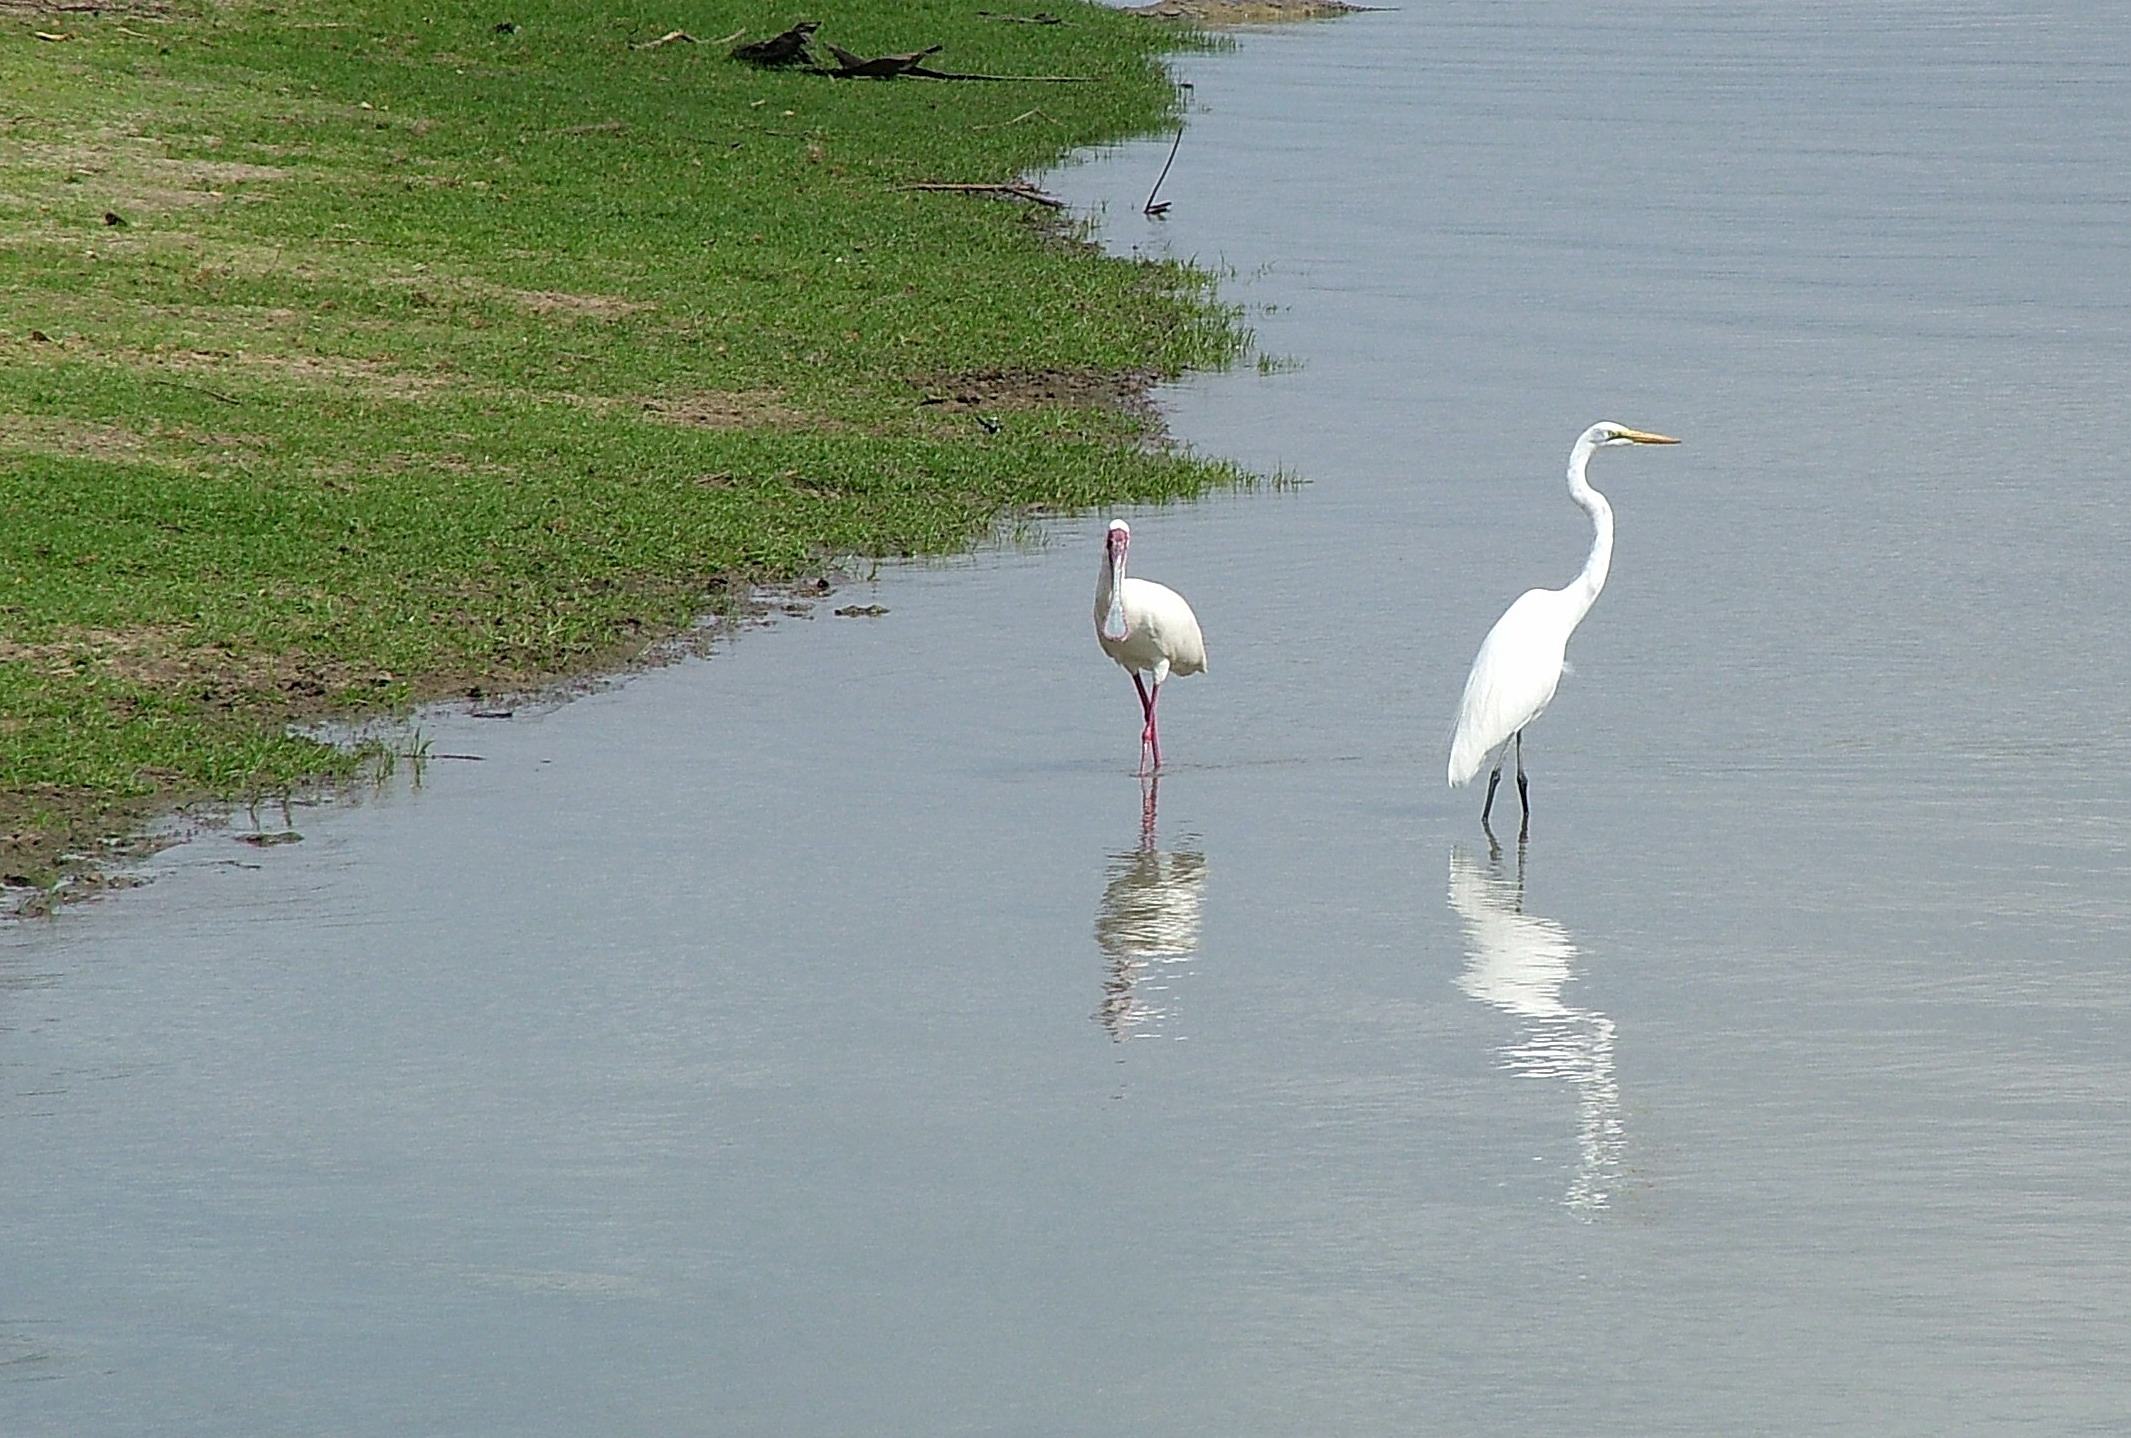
left=1563, top=436, right=1613, bottom=622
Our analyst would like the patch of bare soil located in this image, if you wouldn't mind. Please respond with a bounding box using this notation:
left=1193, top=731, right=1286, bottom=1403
left=1122, top=0, right=1372, bottom=20
left=0, top=414, right=153, bottom=462
left=913, top=367, right=1161, bottom=417
left=0, top=325, right=446, bottom=402
left=0, top=128, right=288, bottom=214
left=507, top=289, right=654, bottom=319
left=0, top=411, right=272, bottom=469
left=372, top=273, right=655, bottom=320
left=0, top=627, right=400, bottom=709
left=146, top=346, right=452, bottom=399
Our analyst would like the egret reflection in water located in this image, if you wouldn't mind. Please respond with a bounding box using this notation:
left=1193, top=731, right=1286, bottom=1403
left=1447, top=846, right=1625, bottom=1212
left=1093, top=779, right=1207, bottom=1041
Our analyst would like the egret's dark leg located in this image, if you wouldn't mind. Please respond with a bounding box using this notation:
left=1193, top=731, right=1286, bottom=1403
left=1481, top=760, right=1504, bottom=826
left=1514, top=731, right=1531, bottom=843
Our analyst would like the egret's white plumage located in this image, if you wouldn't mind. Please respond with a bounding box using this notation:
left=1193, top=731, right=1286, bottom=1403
left=1094, top=520, right=1205, bottom=773
left=1447, top=422, right=1679, bottom=828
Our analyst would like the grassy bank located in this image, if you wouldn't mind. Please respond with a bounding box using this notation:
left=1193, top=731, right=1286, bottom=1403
left=0, top=0, right=1242, bottom=884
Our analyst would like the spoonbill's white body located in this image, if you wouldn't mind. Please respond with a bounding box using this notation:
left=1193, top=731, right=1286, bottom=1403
left=1094, top=519, right=1205, bottom=775
left=1447, top=422, right=1679, bottom=835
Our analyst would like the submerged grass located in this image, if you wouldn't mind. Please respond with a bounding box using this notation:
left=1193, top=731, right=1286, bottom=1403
left=0, top=0, right=1244, bottom=883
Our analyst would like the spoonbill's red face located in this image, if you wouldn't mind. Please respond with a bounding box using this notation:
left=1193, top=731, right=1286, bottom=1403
left=1106, top=523, right=1129, bottom=559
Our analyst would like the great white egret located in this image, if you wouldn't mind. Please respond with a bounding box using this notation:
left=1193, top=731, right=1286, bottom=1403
left=1094, top=519, right=1206, bottom=775
left=1447, top=422, right=1679, bottom=833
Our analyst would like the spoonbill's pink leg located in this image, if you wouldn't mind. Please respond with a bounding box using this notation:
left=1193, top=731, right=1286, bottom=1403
left=1145, top=680, right=1164, bottom=773
left=1131, top=673, right=1156, bottom=775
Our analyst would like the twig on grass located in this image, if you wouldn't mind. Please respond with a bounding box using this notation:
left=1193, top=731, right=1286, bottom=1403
left=901, top=181, right=1065, bottom=208
left=819, top=42, right=1092, bottom=82
left=972, top=108, right=1054, bottom=130
left=907, top=67, right=1096, bottom=82
left=147, top=377, right=241, bottom=405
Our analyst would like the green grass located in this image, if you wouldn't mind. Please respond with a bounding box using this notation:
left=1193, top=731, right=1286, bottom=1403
left=0, top=0, right=1244, bottom=879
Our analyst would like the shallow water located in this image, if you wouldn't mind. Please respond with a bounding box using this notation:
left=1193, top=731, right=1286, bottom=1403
left=9, top=1, right=2131, bottom=1432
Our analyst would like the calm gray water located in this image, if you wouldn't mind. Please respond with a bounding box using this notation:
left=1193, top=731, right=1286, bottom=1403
left=9, top=1, right=2131, bottom=1432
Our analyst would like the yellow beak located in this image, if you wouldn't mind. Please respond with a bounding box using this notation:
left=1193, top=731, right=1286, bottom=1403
left=1619, top=428, right=1680, bottom=444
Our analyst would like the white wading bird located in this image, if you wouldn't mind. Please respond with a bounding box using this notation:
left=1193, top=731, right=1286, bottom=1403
left=1094, top=520, right=1206, bottom=775
left=1447, top=422, right=1680, bottom=835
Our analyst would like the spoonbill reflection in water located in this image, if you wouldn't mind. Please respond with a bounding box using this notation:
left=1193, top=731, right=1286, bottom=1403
left=1448, top=422, right=1679, bottom=838
left=1093, top=778, right=1207, bottom=1042
left=1094, top=519, right=1206, bottom=776
left=1447, top=846, right=1625, bottom=1214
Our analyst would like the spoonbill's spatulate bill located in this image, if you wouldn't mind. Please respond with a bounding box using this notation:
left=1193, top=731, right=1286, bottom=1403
left=1093, top=519, right=1206, bottom=775
left=1447, top=422, right=1680, bottom=837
